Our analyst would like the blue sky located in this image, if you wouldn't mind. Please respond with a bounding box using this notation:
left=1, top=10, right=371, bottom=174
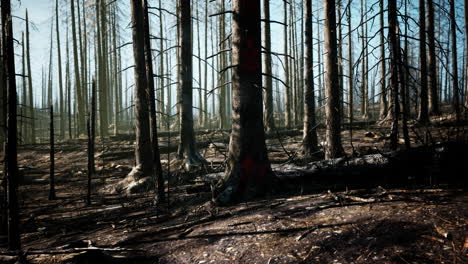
left=9, top=0, right=467, bottom=114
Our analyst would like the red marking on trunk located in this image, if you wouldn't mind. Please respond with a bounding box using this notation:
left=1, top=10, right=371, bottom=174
left=242, top=39, right=260, bottom=72
left=236, top=156, right=269, bottom=197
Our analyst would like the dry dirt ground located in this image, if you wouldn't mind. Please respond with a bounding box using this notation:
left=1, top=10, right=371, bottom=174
left=0, top=116, right=467, bottom=263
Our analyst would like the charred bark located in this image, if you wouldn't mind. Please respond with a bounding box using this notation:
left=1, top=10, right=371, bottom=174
left=143, top=0, right=165, bottom=202
left=177, top=0, right=205, bottom=168
left=130, top=0, right=154, bottom=178
left=2, top=0, right=21, bottom=249
left=215, top=0, right=274, bottom=205
left=302, top=0, right=319, bottom=156
left=49, top=105, right=56, bottom=200
left=323, top=0, right=344, bottom=159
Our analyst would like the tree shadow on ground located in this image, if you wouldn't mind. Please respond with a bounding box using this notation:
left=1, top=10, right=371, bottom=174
left=305, top=219, right=436, bottom=263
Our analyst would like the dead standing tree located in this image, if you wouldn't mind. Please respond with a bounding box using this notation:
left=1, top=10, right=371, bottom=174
left=143, top=0, right=165, bottom=202
left=49, top=105, right=56, bottom=200
left=115, top=0, right=155, bottom=194
left=263, top=0, right=274, bottom=132
left=2, top=0, right=21, bottom=250
left=302, top=0, right=319, bottom=157
left=323, top=0, right=344, bottom=159
left=215, top=0, right=274, bottom=205
left=388, top=0, right=404, bottom=150
left=177, top=0, right=205, bottom=168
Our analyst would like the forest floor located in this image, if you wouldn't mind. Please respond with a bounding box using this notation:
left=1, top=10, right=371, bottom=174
left=0, top=113, right=467, bottom=263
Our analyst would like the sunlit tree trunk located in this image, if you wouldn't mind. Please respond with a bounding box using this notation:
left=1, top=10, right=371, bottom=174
left=216, top=0, right=273, bottom=205
left=177, top=0, right=205, bottom=167
left=71, top=0, right=84, bottom=135
left=130, top=0, right=154, bottom=177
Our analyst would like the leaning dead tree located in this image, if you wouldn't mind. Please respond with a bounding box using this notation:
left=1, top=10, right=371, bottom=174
left=143, top=0, right=165, bottom=202
left=117, top=0, right=155, bottom=194
left=215, top=0, right=274, bottom=205
left=177, top=0, right=205, bottom=168
left=2, top=0, right=21, bottom=250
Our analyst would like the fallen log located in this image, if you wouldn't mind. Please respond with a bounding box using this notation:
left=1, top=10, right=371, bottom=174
left=205, top=142, right=468, bottom=191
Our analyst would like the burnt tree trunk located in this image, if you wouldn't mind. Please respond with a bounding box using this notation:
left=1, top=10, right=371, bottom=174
left=177, top=0, right=205, bottom=168
left=86, top=79, right=96, bottom=206
left=465, top=0, right=468, bottom=109
left=263, top=0, right=274, bottom=132
left=427, top=0, right=440, bottom=115
left=323, top=0, right=344, bottom=159
left=378, top=0, right=387, bottom=120
left=388, top=0, right=402, bottom=150
left=449, top=0, right=460, bottom=121
left=418, top=0, right=429, bottom=124
left=130, top=0, right=154, bottom=177
left=143, top=0, right=165, bottom=202
left=302, top=0, right=319, bottom=156
left=49, top=105, right=56, bottom=200
left=215, top=0, right=274, bottom=205
left=2, top=0, right=21, bottom=249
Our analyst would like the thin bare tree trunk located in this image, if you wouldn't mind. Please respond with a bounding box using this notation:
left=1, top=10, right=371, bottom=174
left=0, top=29, right=4, bottom=147
left=56, top=0, right=65, bottom=138
left=216, top=0, right=273, bottom=205
left=284, top=0, right=291, bottom=128
left=21, top=33, right=27, bottom=144
left=347, top=2, right=354, bottom=145
left=87, top=79, right=96, bottom=205
left=427, top=0, right=440, bottom=115
left=378, top=0, right=387, bottom=120
left=263, top=0, right=274, bottom=132
left=465, top=0, right=468, bottom=109
left=203, top=0, right=209, bottom=128
left=49, top=105, right=56, bottom=200
left=71, top=0, right=84, bottom=135
left=449, top=0, right=460, bottom=121
left=324, top=0, right=344, bottom=159
left=143, top=0, right=165, bottom=202
left=418, top=0, right=429, bottom=124
left=159, top=0, right=165, bottom=125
